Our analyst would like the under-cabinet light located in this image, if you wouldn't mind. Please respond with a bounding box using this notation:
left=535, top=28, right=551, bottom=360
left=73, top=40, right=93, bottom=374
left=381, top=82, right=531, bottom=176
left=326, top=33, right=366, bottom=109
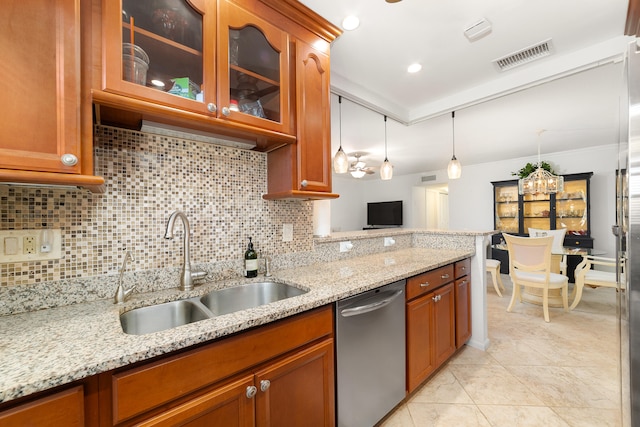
left=140, top=121, right=257, bottom=150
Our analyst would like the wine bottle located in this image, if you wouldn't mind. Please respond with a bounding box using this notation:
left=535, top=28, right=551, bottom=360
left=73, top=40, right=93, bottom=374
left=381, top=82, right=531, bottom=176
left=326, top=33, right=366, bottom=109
left=244, top=237, right=258, bottom=278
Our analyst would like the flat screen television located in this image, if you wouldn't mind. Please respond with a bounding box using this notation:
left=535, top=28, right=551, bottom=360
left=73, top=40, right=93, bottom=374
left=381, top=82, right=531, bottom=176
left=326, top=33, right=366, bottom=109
left=367, top=201, right=403, bottom=227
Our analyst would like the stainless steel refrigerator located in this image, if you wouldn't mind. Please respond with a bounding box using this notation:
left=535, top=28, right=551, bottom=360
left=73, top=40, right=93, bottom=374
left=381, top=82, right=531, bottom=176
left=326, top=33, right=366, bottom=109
left=621, top=39, right=640, bottom=427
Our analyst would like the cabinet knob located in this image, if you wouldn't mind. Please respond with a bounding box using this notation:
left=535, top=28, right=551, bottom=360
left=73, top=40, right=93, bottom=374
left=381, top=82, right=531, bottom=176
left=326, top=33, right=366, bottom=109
left=246, top=385, right=257, bottom=398
left=221, top=106, right=231, bottom=116
left=301, top=180, right=308, bottom=188
left=207, top=103, right=217, bottom=113
left=60, top=154, right=78, bottom=166
left=260, top=379, right=271, bottom=392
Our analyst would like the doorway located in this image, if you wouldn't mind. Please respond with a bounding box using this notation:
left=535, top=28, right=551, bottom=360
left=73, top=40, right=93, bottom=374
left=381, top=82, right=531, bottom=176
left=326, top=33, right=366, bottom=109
left=412, top=184, right=449, bottom=229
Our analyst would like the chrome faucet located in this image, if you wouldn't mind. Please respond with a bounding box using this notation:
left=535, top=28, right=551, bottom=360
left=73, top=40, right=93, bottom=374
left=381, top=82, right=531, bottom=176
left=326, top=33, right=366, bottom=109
left=114, top=250, right=135, bottom=304
left=164, top=210, right=207, bottom=291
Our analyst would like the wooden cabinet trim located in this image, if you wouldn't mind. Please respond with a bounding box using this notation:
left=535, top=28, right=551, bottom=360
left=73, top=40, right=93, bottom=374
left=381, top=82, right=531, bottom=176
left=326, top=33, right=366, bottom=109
left=111, top=306, right=332, bottom=423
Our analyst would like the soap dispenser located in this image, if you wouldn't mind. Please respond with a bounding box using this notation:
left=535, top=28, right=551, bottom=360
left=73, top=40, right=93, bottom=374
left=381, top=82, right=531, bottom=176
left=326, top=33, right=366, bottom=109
left=244, top=237, right=258, bottom=278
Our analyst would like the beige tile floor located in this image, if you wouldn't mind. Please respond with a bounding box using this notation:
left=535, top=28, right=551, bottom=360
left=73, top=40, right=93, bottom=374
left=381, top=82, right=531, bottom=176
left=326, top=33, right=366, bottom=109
left=381, top=273, right=622, bottom=427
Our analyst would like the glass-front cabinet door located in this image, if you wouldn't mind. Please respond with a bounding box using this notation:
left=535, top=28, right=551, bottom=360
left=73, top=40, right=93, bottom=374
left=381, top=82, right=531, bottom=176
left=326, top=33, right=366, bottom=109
left=217, top=0, right=291, bottom=134
left=104, top=0, right=208, bottom=113
left=493, top=182, right=519, bottom=233
left=522, top=192, right=553, bottom=231
left=555, top=175, right=590, bottom=238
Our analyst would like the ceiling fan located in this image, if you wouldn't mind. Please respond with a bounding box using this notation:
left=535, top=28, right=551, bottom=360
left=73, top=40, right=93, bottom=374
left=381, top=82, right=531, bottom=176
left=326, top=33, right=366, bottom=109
left=349, top=153, right=375, bottom=178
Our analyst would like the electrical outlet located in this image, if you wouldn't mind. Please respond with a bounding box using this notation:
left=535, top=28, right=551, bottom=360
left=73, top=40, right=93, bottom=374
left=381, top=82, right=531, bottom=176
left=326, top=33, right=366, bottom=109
left=0, top=229, right=62, bottom=263
left=282, top=223, right=293, bottom=242
left=23, top=236, right=36, bottom=254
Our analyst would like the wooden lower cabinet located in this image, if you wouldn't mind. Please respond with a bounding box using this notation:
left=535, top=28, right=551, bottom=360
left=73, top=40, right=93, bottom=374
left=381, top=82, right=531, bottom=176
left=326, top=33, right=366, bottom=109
left=255, top=339, right=334, bottom=427
left=135, top=338, right=334, bottom=427
left=0, top=385, right=85, bottom=426
left=406, top=258, right=471, bottom=394
left=454, top=258, right=472, bottom=348
left=406, top=282, right=455, bottom=394
left=102, top=306, right=334, bottom=426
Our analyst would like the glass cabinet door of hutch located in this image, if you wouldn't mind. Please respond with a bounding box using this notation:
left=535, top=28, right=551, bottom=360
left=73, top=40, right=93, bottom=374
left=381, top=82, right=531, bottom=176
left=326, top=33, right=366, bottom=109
left=120, top=0, right=204, bottom=104
left=522, top=192, right=552, bottom=231
left=494, top=184, right=519, bottom=233
left=555, top=178, right=589, bottom=237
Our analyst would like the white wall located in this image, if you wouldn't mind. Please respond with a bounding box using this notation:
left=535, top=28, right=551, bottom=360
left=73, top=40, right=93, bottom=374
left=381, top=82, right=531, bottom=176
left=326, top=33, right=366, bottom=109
left=331, top=144, right=618, bottom=256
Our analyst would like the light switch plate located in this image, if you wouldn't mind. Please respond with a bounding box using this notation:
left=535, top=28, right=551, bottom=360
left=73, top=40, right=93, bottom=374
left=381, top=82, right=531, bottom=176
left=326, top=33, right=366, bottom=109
left=0, top=229, right=62, bottom=263
left=282, top=223, right=293, bottom=242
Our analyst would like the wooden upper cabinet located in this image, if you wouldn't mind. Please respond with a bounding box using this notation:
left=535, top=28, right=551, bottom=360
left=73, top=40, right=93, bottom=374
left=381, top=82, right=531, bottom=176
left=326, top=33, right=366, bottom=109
left=218, top=0, right=291, bottom=134
left=0, top=0, right=104, bottom=192
left=96, top=0, right=296, bottom=149
left=262, top=40, right=339, bottom=200
left=101, top=0, right=209, bottom=114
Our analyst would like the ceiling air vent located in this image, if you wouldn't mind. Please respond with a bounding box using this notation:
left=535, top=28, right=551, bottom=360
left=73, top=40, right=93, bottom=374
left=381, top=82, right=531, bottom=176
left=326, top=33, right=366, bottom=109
left=421, top=175, right=436, bottom=183
left=492, top=39, right=553, bottom=72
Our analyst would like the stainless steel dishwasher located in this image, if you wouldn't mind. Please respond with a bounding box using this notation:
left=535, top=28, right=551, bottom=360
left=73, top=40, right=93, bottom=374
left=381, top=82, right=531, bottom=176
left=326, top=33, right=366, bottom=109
left=336, top=279, right=406, bottom=427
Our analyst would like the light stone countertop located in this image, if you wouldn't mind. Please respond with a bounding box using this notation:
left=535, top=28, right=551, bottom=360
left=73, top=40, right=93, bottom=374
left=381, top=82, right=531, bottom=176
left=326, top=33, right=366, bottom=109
left=0, top=247, right=473, bottom=404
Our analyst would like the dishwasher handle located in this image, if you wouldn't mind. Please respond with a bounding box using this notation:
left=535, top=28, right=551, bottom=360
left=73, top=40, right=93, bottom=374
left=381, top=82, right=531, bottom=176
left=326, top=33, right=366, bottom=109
left=340, top=290, right=403, bottom=317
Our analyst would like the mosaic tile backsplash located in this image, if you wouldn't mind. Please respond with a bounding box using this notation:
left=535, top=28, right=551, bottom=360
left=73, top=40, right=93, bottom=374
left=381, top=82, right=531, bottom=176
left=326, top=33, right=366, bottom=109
left=0, top=126, right=313, bottom=287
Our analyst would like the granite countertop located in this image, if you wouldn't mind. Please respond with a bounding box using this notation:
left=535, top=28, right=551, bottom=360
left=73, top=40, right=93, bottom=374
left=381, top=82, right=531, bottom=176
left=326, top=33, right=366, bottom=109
left=0, top=247, right=473, bottom=404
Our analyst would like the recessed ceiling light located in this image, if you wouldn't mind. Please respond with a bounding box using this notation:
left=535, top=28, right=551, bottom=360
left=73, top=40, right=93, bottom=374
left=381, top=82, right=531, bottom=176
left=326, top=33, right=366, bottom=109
left=342, top=15, right=360, bottom=31
left=407, top=63, right=422, bottom=73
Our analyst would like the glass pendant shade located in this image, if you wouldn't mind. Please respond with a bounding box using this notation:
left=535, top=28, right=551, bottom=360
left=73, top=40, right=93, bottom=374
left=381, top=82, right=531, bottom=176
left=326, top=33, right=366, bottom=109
left=380, top=115, right=393, bottom=180
left=333, top=96, right=349, bottom=174
left=380, top=158, right=393, bottom=180
left=447, top=155, right=462, bottom=179
left=333, top=146, right=349, bottom=173
left=447, top=111, right=461, bottom=179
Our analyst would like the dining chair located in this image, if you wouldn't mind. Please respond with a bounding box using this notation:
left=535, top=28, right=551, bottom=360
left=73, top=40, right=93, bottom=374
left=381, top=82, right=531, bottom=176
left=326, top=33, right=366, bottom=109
left=486, top=258, right=505, bottom=297
left=570, top=255, right=622, bottom=309
left=504, top=234, right=569, bottom=322
left=528, top=228, right=567, bottom=275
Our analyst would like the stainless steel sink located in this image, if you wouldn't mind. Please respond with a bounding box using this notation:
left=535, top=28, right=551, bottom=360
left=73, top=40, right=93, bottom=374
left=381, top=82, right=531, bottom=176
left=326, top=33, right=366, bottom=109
left=120, top=281, right=307, bottom=335
left=120, top=300, right=210, bottom=335
left=200, top=281, right=308, bottom=316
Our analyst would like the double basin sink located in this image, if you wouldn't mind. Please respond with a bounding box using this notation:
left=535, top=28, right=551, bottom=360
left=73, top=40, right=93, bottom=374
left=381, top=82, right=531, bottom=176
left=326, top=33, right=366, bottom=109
left=120, top=281, right=308, bottom=335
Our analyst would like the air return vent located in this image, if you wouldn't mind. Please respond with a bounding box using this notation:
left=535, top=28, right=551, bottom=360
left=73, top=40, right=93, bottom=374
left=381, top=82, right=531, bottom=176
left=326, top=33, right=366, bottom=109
left=492, top=39, right=553, bottom=71
left=421, top=175, right=436, bottom=183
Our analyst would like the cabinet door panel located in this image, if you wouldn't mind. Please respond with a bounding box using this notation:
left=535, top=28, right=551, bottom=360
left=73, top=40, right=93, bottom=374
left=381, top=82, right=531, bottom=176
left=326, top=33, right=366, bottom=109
left=433, top=283, right=456, bottom=367
left=255, top=339, right=335, bottom=427
left=103, top=0, right=209, bottom=114
left=455, top=276, right=472, bottom=348
left=406, top=295, right=434, bottom=393
left=295, top=41, right=331, bottom=192
left=0, top=0, right=81, bottom=174
left=0, top=386, right=84, bottom=426
left=136, top=375, right=255, bottom=427
left=218, top=0, right=291, bottom=134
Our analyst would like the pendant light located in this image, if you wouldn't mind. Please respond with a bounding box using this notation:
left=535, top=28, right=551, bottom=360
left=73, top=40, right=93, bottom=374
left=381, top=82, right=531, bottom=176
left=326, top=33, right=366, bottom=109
left=447, top=111, right=462, bottom=179
left=380, top=115, right=393, bottom=180
left=333, top=96, right=349, bottom=174
left=518, top=130, right=564, bottom=195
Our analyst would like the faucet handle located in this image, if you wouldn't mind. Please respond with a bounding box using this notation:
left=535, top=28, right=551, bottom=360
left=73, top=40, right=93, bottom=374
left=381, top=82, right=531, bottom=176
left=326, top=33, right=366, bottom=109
left=192, top=270, right=207, bottom=281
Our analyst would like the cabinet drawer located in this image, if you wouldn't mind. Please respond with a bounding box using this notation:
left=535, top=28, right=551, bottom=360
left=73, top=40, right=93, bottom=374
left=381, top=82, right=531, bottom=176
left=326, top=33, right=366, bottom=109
left=111, top=306, right=333, bottom=424
left=455, top=258, right=470, bottom=279
left=406, top=264, right=454, bottom=300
